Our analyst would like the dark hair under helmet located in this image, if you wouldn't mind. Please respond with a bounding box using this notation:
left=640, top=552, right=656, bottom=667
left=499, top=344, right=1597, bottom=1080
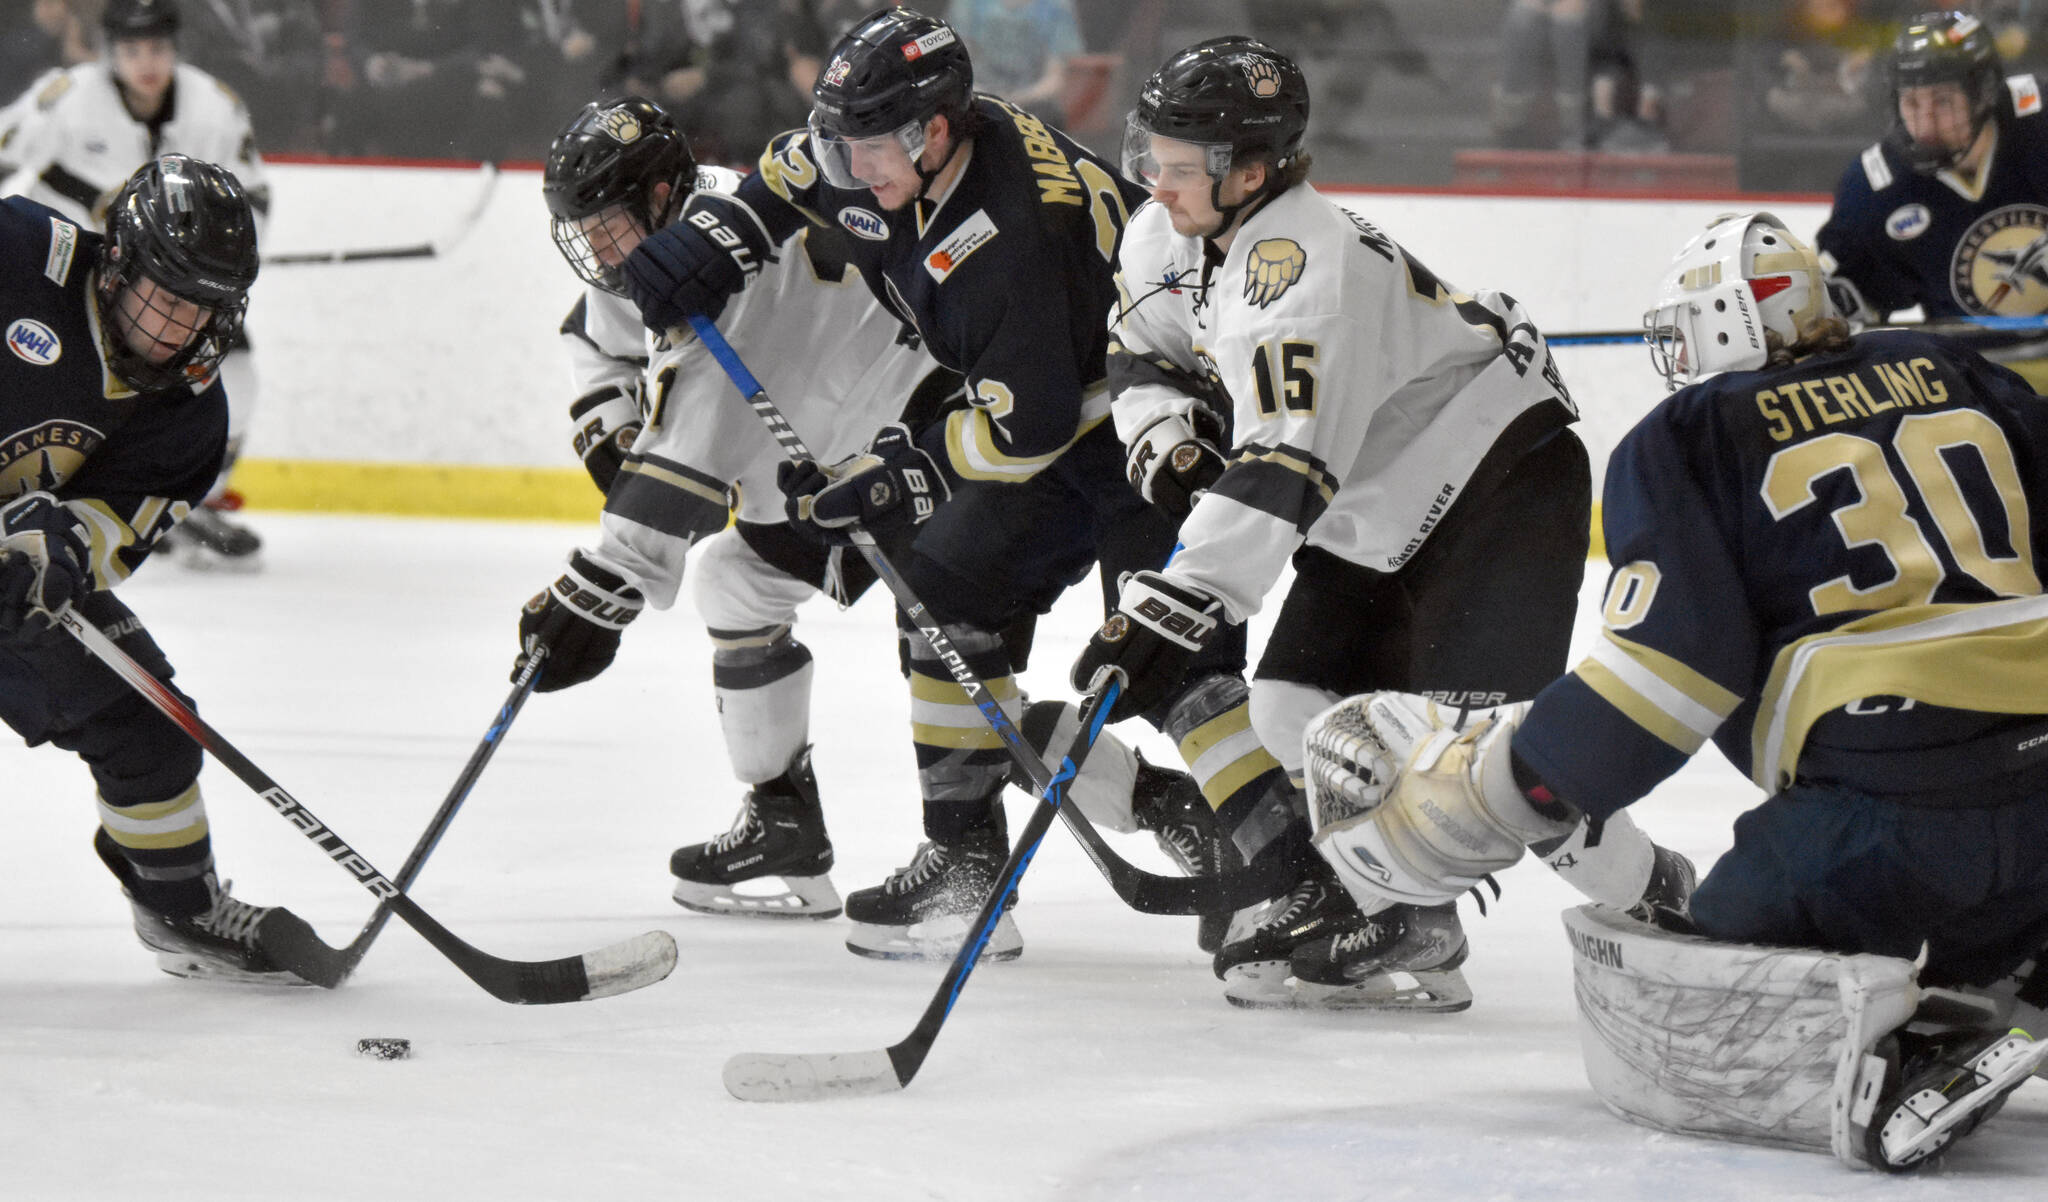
left=1886, top=10, right=2006, bottom=173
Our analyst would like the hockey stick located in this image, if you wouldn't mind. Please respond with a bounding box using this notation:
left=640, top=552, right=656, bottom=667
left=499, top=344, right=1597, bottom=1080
left=1547, top=313, right=2048, bottom=348
left=57, top=607, right=677, bottom=1004
left=723, top=679, right=1122, bottom=1100
left=257, top=645, right=551, bottom=988
left=266, top=161, right=500, bottom=266
left=686, top=314, right=1276, bottom=917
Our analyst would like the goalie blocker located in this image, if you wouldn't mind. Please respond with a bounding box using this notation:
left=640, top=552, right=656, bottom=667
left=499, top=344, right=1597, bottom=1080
left=1564, top=905, right=2047, bottom=1172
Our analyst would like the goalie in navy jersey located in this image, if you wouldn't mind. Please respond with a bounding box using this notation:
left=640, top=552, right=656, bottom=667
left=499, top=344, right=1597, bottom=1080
left=1816, top=10, right=2048, bottom=390
left=1302, top=211, right=2048, bottom=1170
left=0, top=154, right=312, bottom=985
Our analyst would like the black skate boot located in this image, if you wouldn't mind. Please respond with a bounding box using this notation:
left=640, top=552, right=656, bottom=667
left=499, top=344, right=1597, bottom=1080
left=669, top=748, right=840, bottom=919
left=164, top=501, right=262, bottom=572
left=1131, top=755, right=1243, bottom=953
left=1862, top=1026, right=2048, bottom=1171
left=97, top=832, right=310, bottom=985
left=1213, top=858, right=1366, bottom=1008
left=1626, top=843, right=1698, bottom=931
left=844, top=816, right=1020, bottom=962
left=1288, top=901, right=1473, bottom=1012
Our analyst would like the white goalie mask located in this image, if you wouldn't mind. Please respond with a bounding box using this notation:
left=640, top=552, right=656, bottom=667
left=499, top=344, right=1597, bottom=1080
left=1643, top=212, right=1833, bottom=390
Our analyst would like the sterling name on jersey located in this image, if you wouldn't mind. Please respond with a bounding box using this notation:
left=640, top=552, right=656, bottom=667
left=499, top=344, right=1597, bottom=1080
left=1108, top=185, right=1575, bottom=622
left=1818, top=75, right=2048, bottom=321
left=1, top=197, right=230, bottom=587
left=564, top=167, right=942, bottom=609
left=737, top=95, right=1149, bottom=485
left=0, top=62, right=268, bottom=229
left=1514, top=329, right=2048, bottom=819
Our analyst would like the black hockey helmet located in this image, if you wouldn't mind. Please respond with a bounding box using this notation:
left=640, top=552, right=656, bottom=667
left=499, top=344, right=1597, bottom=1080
left=102, top=0, right=181, bottom=41
left=808, top=8, right=973, bottom=190
left=1126, top=38, right=1310, bottom=182
left=1886, top=11, right=2005, bottom=173
left=544, top=96, right=698, bottom=294
left=96, top=154, right=259, bottom=393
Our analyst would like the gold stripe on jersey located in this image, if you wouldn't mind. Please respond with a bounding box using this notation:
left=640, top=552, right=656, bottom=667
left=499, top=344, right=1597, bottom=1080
left=1208, top=443, right=1338, bottom=532
left=69, top=497, right=157, bottom=588
left=97, top=784, right=208, bottom=851
left=942, top=384, right=1110, bottom=482
left=1176, top=702, right=1283, bottom=811
left=1576, top=629, right=1742, bottom=755
left=909, top=669, right=1020, bottom=751
left=755, top=135, right=830, bottom=228
left=1752, top=594, right=2048, bottom=790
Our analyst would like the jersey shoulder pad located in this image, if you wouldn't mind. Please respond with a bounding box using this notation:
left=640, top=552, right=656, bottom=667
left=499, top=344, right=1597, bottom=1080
left=34, top=70, right=77, bottom=111
left=2009, top=73, right=2042, bottom=119
left=1859, top=143, right=1895, bottom=192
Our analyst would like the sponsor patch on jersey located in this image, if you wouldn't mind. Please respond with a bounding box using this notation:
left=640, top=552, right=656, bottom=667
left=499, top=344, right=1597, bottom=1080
left=1886, top=204, right=1932, bottom=241
left=839, top=206, right=889, bottom=240
left=1860, top=144, right=1894, bottom=192
left=5, top=318, right=60, bottom=366
left=901, top=28, right=957, bottom=61
left=1243, top=238, right=1307, bottom=308
left=44, top=217, right=77, bottom=284
left=1951, top=204, right=2048, bottom=315
left=2011, top=73, right=2043, bottom=118
left=925, top=209, right=997, bottom=282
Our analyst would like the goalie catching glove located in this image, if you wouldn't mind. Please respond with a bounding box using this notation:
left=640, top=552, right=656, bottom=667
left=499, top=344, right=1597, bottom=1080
left=1303, top=692, right=1576, bottom=909
left=0, top=491, right=91, bottom=634
left=779, top=423, right=949, bottom=543
left=515, top=550, right=643, bottom=692
left=1070, top=571, right=1227, bottom=722
left=1125, top=406, right=1225, bottom=523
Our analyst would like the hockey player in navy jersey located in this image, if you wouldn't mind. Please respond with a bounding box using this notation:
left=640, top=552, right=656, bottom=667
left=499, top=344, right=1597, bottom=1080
left=618, top=7, right=1244, bottom=963
left=1070, top=37, right=1693, bottom=1011
left=1817, top=11, right=2048, bottom=389
left=1303, top=211, right=2048, bottom=1169
left=0, top=154, right=311, bottom=984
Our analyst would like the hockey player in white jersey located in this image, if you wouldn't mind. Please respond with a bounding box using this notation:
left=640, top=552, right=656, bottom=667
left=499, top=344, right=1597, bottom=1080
left=515, top=97, right=953, bottom=919
left=1074, top=37, right=1695, bottom=1009
left=0, top=0, right=267, bottom=569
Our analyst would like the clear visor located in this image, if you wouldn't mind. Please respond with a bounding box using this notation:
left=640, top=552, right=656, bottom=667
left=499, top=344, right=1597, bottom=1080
left=1642, top=301, right=1695, bottom=391
left=808, top=113, right=926, bottom=191
left=551, top=200, right=648, bottom=296
left=1120, top=115, right=1232, bottom=189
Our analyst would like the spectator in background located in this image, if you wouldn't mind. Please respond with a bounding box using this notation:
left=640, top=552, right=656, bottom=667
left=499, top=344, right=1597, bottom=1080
left=1, top=1, right=91, bottom=103
left=1493, top=0, right=1599, bottom=149
left=1250, top=1, right=1437, bottom=152
left=174, top=1, right=331, bottom=149
left=1756, top=0, right=1899, bottom=136
left=328, top=0, right=538, bottom=158
left=948, top=0, right=1083, bottom=128
left=608, top=0, right=812, bottom=166
left=1588, top=0, right=1668, bottom=151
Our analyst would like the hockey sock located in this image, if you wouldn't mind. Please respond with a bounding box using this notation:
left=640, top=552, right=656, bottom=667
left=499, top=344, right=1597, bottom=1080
left=709, top=623, right=815, bottom=785
left=902, top=619, right=1021, bottom=840
left=1164, top=674, right=1296, bottom=867
left=94, top=784, right=215, bottom=917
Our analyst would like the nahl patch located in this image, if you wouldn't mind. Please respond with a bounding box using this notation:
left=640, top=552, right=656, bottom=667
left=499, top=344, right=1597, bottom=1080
left=839, top=206, right=889, bottom=241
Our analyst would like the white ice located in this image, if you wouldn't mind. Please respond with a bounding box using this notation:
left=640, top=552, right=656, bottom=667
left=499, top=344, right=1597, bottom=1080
left=4, top=514, right=2041, bottom=1201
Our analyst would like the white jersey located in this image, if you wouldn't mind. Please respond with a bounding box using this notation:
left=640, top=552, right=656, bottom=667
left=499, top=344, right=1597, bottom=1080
left=1109, top=184, right=1573, bottom=622
left=0, top=61, right=267, bottom=229
left=574, top=167, right=946, bottom=609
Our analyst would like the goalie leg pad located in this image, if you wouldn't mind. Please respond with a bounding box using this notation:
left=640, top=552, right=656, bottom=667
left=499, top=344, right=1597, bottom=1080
left=1561, top=904, right=1922, bottom=1167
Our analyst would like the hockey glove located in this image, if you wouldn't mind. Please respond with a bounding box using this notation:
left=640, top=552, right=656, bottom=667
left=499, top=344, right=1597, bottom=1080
left=515, top=550, right=643, bottom=693
left=569, top=383, right=643, bottom=494
left=1125, top=407, right=1225, bottom=523
left=623, top=194, right=771, bottom=332
left=0, top=491, right=91, bottom=635
left=1070, top=571, right=1227, bottom=723
left=779, top=424, right=950, bottom=544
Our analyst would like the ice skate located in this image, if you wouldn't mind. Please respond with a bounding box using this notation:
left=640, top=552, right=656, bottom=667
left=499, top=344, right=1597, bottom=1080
left=126, top=874, right=313, bottom=985
left=1130, top=754, right=1243, bottom=953
left=1288, top=902, right=1473, bottom=1013
left=844, top=823, right=1020, bottom=963
left=669, top=749, right=840, bottom=919
left=1213, top=859, right=1366, bottom=1008
left=163, top=500, right=262, bottom=572
left=1863, top=1027, right=2048, bottom=1170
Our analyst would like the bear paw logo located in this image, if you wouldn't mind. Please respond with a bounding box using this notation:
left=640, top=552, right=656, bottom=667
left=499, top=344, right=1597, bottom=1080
left=1242, top=58, right=1282, bottom=100
left=598, top=105, right=643, bottom=144
left=1244, top=238, right=1307, bottom=308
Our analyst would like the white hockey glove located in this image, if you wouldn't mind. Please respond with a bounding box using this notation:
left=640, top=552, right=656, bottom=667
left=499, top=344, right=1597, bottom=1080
left=1303, top=691, right=1573, bottom=909
left=1125, top=406, right=1225, bottom=522
left=568, top=382, right=644, bottom=494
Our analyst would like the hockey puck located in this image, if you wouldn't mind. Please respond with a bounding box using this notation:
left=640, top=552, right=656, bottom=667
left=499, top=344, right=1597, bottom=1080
left=356, top=1037, right=412, bottom=1060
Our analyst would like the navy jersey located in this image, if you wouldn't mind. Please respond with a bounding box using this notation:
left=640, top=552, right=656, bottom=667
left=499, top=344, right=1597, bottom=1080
left=1, top=196, right=228, bottom=587
left=731, top=95, right=1149, bottom=484
left=1817, top=75, right=2048, bottom=320
left=1515, top=330, right=2048, bottom=817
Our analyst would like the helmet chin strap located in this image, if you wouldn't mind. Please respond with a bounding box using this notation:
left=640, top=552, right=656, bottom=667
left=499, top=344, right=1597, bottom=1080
left=913, top=119, right=968, bottom=203
left=1202, top=171, right=1288, bottom=245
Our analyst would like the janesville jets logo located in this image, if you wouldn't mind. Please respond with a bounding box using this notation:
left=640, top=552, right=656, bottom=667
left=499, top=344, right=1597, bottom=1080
left=2, top=419, right=104, bottom=494
left=6, top=318, right=61, bottom=365
left=599, top=105, right=643, bottom=143
left=1244, top=238, right=1306, bottom=308
left=839, top=206, right=889, bottom=241
left=1951, top=204, right=2048, bottom=315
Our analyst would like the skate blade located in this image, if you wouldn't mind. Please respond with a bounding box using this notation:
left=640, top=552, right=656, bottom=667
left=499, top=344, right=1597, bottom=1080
left=1880, top=1032, right=2048, bottom=1166
left=1228, top=967, right=1474, bottom=1013
left=152, top=948, right=315, bottom=986
left=169, top=546, right=265, bottom=574
left=1220, top=960, right=1296, bottom=1009
left=844, top=912, right=1022, bottom=963
left=671, top=874, right=842, bottom=920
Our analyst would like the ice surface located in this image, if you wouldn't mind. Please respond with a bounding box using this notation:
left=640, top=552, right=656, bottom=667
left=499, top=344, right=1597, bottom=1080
left=4, top=515, right=2040, bottom=1200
